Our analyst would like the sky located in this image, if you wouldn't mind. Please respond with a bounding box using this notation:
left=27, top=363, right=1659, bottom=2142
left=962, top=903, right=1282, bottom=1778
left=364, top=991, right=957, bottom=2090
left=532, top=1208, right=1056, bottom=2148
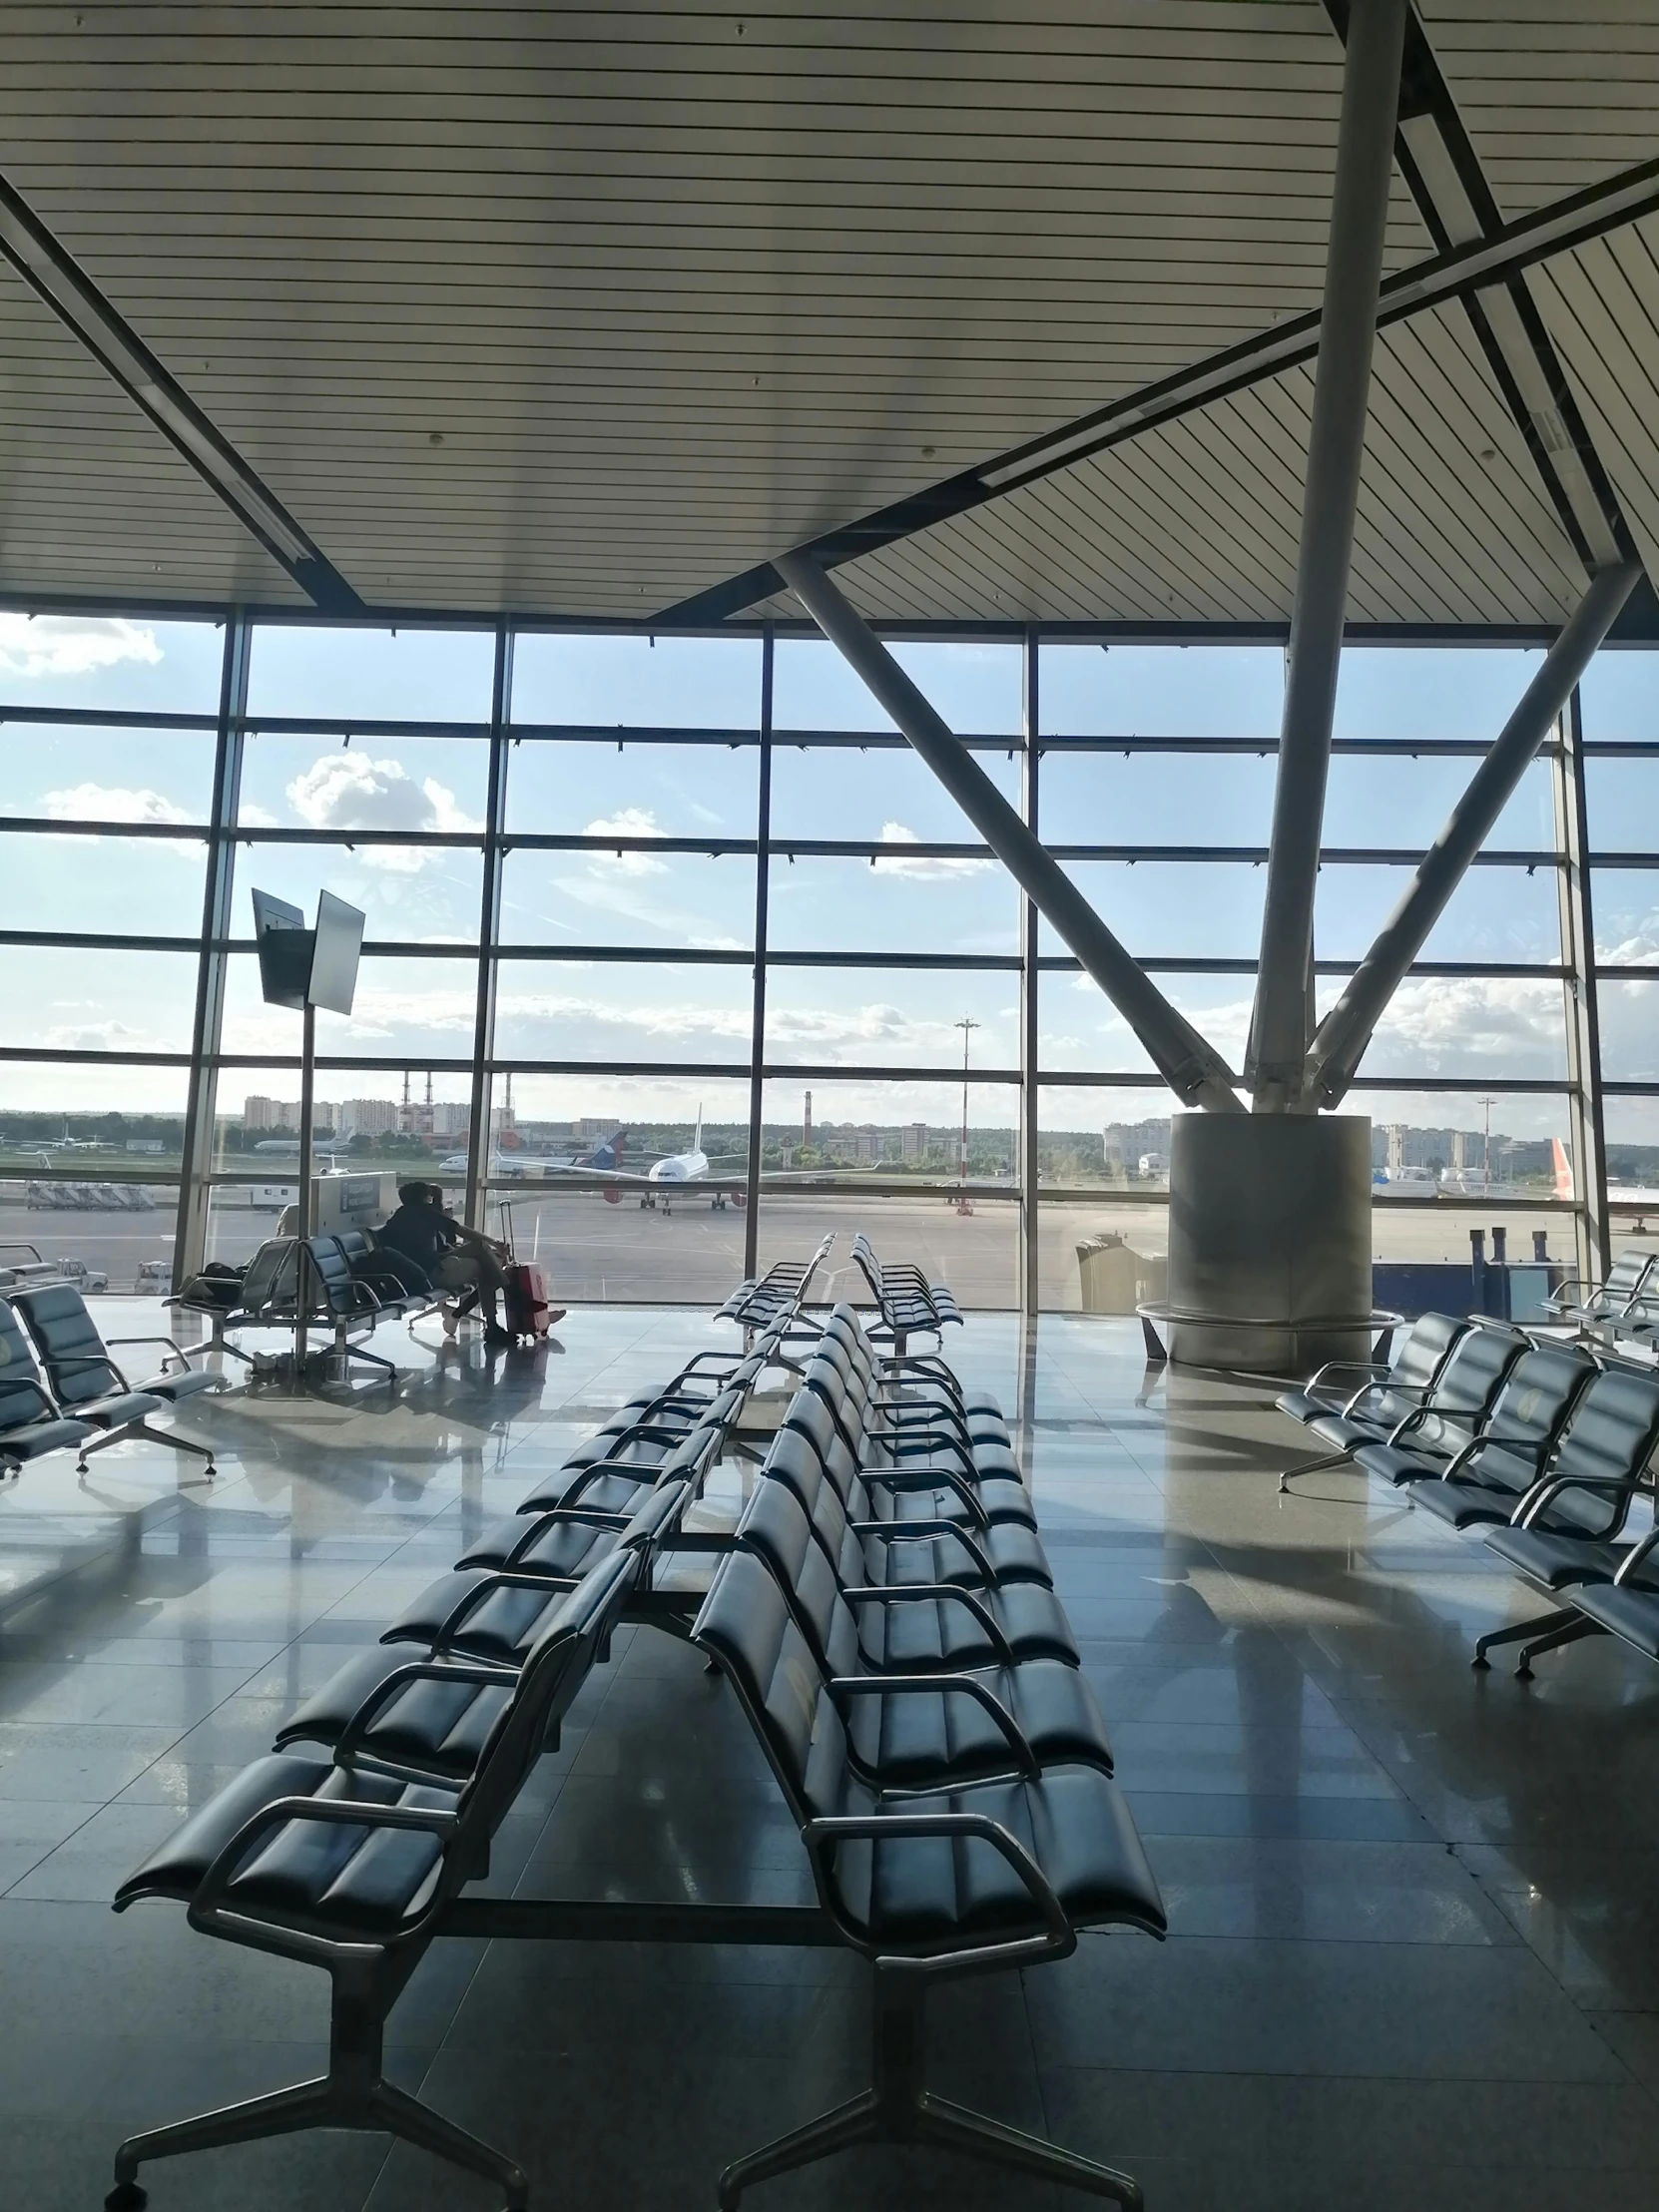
left=4, top=608, right=1659, bottom=1145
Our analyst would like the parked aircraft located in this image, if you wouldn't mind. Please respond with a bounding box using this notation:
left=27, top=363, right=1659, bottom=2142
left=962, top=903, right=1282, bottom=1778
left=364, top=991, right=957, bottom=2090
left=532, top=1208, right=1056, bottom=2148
left=437, top=1129, right=630, bottom=1178
left=540, top=1111, right=746, bottom=1210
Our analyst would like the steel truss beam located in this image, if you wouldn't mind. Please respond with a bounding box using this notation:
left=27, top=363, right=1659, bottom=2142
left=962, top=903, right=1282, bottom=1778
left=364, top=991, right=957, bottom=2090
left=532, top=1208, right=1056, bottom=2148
left=659, top=151, right=1659, bottom=631
left=1329, top=0, right=1631, bottom=577
left=776, top=551, right=1244, bottom=1112
left=0, top=170, right=361, bottom=612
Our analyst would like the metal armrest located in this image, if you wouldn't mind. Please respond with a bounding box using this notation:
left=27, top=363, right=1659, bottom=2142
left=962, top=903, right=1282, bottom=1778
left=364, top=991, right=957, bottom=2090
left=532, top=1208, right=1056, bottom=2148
left=860, top=1456, right=989, bottom=1527
left=804, top=1809, right=1072, bottom=1961
left=333, top=1657, right=518, bottom=1769
left=187, top=1791, right=460, bottom=1952
left=848, top=1516, right=999, bottom=1584
left=105, top=1333, right=198, bottom=1374
left=840, top=1582, right=1015, bottom=1667
left=1517, top=1470, right=1648, bottom=1530
left=38, top=1349, right=135, bottom=1392
left=828, top=1674, right=1036, bottom=1788
left=1612, top=1525, right=1659, bottom=1584
left=425, top=1569, right=582, bottom=1653
left=1305, top=1357, right=1387, bottom=1394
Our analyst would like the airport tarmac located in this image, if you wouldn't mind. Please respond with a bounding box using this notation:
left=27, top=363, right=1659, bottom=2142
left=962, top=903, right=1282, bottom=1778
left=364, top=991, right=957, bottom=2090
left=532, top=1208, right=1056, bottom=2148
left=0, top=1188, right=1590, bottom=1309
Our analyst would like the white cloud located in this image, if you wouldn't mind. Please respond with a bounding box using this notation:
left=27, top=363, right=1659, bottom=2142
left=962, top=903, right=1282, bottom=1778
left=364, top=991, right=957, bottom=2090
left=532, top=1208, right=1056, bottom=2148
left=284, top=753, right=480, bottom=870
left=871, top=822, right=993, bottom=879
left=222, top=979, right=975, bottom=1066
left=584, top=807, right=669, bottom=876
left=42, top=783, right=193, bottom=828
left=44, top=1017, right=149, bottom=1051
left=1597, top=923, right=1659, bottom=966
left=0, top=614, right=162, bottom=681
left=541, top=868, right=744, bottom=948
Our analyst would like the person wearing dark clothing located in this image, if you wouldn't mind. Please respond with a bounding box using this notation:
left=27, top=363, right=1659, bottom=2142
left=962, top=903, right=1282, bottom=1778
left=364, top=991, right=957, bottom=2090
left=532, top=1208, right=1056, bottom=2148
left=377, top=1183, right=514, bottom=1346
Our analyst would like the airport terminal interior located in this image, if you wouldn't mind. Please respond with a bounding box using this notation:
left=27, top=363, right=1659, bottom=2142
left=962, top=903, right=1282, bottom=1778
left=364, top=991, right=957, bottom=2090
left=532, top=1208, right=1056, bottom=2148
left=5, top=5, right=1659, bottom=2209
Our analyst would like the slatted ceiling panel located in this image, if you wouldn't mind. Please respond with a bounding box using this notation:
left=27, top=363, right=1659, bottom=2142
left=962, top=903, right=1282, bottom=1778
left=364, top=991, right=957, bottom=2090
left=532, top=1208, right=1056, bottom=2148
left=0, top=272, right=298, bottom=606
left=0, top=0, right=1456, bottom=614
left=1528, top=218, right=1659, bottom=590
left=790, top=298, right=1589, bottom=630
left=1423, top=4, right=1659, bottom=215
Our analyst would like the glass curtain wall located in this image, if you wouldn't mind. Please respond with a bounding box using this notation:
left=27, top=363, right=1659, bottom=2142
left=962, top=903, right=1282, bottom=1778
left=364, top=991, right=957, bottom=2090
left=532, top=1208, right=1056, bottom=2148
left=0, top=611, right=1610, bottom=1307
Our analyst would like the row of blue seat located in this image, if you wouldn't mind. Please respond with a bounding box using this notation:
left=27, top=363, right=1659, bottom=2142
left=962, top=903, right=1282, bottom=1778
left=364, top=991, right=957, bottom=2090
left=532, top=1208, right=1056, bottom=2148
left=0, top=1282, right=222, bottom=1479
left=1278, top=1312, right=1659, bottom=1678
left=102, top=1283, right=1161, bottom=2210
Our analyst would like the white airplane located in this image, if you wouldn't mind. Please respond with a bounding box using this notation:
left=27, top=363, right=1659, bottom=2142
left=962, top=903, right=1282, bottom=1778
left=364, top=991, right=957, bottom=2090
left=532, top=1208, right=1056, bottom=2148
left=437, top=1129, right=633, bottom=1180
left=545, top=1110, right=747, bottom=1210
left=39, top=1130, right=101, bottom=1152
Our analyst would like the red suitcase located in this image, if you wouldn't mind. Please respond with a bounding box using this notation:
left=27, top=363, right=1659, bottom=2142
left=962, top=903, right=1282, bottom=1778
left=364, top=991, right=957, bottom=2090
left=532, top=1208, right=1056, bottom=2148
left=503, top=1260, right=553, bottom=1341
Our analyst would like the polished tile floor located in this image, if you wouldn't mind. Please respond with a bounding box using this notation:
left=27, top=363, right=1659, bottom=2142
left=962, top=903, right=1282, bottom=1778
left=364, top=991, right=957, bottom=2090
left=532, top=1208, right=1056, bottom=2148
left=2, top=1303, right=1658, bottom=2211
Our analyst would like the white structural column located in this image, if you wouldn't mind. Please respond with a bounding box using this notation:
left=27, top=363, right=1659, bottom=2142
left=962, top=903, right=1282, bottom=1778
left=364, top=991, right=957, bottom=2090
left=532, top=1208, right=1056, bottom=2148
left=464, top=625, right=513, bottom=1229
left=742, top=627, right=775, bottom=1274
left=1250, top=0, right=1407, bottom=1109
left=1019, top=628, right=1041, bottom=1315
left=172, top=614, right=253, bottom=1287
left=1553, top=685, right=1611, bottom=1287
left=776, top=552, right=1243, bottom=1113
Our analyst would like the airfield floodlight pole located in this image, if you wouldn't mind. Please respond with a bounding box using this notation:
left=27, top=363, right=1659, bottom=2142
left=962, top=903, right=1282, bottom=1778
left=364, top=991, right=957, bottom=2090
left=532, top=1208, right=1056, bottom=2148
left=1249, top=0, right=1407, bottom=1111
left=774, top=551, right=1244, bottom=1113
left=955, top=1017, right=980, bottom=1216
left=1305, top=562, right=1641, bottom=1108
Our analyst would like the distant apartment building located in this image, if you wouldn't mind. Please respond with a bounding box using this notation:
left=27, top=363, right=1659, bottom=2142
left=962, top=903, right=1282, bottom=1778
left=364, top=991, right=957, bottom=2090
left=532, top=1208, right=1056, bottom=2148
left=243, top=1095, right=340, bottom=1133
left=339, top=1098, right=399, bottom=1137
left=900, top=1122, right=929, bottom=1161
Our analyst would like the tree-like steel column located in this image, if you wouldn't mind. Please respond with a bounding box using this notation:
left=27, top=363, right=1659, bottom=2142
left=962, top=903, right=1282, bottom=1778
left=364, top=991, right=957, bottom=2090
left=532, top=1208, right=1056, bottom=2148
left=775, top=553, right=1242, bottom=1113
left=464, top=625, right=513, bottom=1230
left=1250, top=0, right=1407, bottom=1109
left=743, top=627, right=775, bottom=1275
left=172, top=614, right=253, bottom=1288
left=1307, top=563, right=1639, bottom=1107
left=1553, top=683, right=1611, bottom=1287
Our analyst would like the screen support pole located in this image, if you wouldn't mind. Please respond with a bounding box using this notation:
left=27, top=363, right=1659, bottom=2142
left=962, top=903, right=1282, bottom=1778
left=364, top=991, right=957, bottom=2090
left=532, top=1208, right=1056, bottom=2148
left=294, top=1002, right=315, bottom=1375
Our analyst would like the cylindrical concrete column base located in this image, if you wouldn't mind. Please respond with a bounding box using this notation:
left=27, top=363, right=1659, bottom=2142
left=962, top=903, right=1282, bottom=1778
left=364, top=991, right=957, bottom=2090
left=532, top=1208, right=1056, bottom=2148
left=1165, top=1113, right=1373, bottom=1375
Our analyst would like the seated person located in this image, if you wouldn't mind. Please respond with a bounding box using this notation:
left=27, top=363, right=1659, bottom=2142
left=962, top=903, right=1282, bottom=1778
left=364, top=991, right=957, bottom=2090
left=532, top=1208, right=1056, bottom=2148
left=377, top=1182, right=515, bottom=1348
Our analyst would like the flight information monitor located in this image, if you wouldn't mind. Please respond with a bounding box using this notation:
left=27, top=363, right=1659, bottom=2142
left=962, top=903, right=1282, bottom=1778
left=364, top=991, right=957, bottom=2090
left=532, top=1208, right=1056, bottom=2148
left=250, top=887, right=310, bottom=1009
left=307, top=890, right=365, bottom=1016
left=250, top=886, right=366, bottom=1014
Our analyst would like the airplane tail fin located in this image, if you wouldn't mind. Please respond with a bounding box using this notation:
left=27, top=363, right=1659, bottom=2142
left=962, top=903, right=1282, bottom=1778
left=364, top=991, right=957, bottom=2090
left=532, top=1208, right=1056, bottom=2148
left=694, top=1103, right=703, bottom=1156
left=1553, top=1136, right=1574, bottom=1201
left=589, top=1127, right=626, bottom=1171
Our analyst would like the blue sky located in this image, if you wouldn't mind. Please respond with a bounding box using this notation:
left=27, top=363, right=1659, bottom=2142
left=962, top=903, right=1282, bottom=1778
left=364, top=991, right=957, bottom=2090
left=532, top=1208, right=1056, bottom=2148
left=3, top=608, right=1658, bottom=1144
